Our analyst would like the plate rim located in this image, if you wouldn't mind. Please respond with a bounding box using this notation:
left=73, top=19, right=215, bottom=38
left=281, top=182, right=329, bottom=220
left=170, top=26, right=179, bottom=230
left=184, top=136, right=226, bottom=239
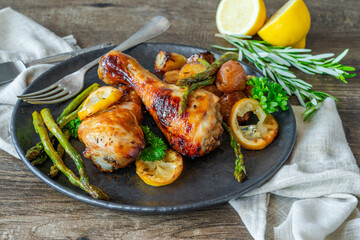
left=11, top=42, right=296, bottom=213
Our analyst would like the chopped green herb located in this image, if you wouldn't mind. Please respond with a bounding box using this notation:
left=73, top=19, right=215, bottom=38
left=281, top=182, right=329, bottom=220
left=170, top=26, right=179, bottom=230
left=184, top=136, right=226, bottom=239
left=247, top=77, right=289, bottom=115
left=139, top=125, right=167, bottom=162
left=66, top=117, right=82, bottom=139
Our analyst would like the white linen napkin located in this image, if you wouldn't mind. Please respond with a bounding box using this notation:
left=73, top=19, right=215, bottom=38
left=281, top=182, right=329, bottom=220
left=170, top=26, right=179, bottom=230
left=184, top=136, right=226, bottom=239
left=0, top=7, right=77, bottom=156
left=0, top=7, right=359, bottom=240
left=231, top=98, right=360, bottom=240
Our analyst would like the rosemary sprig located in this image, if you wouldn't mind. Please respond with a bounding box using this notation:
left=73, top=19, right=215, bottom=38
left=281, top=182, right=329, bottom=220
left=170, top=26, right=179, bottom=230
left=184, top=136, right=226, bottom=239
left=212, top=33, right=356, bottom=120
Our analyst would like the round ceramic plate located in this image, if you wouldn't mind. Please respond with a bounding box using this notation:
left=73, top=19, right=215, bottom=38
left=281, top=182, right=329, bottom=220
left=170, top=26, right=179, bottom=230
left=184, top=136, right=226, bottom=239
left=11, top=43, right=296, bottom=213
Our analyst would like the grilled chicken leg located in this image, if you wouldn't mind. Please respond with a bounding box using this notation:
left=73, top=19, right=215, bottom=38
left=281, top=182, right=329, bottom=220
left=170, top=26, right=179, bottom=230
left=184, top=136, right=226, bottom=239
left=78, top=88, right=145, bottom=172
left=98, top=50, right=223, bottom=157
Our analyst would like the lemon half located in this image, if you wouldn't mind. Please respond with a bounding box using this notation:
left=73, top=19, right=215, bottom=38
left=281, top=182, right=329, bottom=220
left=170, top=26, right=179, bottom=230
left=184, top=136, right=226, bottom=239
left=216, top=0, right=267, bottom=36
left=258, top=0, right=311, bottom=48
left=78, top=86, right=123, bottom=120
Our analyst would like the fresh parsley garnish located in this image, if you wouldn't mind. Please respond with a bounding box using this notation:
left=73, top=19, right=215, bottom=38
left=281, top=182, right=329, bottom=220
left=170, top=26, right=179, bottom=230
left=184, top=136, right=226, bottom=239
left=66, top=117, right=82, bottom=139
left=139, top=125, right=167, bottom=162
left=247, top=77, right=289, bottom=114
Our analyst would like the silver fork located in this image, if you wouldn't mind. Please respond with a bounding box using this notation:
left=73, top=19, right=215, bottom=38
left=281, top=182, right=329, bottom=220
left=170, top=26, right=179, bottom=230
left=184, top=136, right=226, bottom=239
left=17, top=16, right=170, bottom=104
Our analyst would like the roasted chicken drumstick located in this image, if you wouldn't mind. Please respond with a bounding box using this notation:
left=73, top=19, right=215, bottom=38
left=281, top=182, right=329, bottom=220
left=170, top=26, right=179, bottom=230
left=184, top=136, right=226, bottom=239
left=98, top=50, right=223, bottom=157
left=78, top=87, right=145, bottom=172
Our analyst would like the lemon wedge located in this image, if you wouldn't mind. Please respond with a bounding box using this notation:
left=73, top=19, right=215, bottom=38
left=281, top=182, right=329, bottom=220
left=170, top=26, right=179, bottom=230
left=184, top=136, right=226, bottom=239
left=216, top=0, right=267, bottom=36
left=257, top=0, right=310, bottom=48
left=135, top=149, right=183, bottom=187
left=78, top=86, right=123, bottom=120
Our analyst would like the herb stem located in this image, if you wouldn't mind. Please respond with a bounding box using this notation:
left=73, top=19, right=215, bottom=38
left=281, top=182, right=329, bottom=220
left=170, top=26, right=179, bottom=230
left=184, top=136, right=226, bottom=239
left=212, top=33, right=356, bottom=120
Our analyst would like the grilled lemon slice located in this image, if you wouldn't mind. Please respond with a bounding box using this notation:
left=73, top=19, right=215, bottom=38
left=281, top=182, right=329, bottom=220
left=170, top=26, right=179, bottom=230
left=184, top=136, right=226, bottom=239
left=135, top=149, right=183, bottom=187
left=78, top=86, right=123, bottom=120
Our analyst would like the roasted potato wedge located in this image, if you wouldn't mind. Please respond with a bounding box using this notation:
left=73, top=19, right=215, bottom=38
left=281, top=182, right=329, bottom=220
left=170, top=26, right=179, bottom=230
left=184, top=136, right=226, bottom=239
left=162, top=70, right=180, bottom=84
left=202, top=85, right=224, bottom=98
left=187, top=51, right=215, bottom=65
left=178, top=61, right=207, bottom=80
left=219, top=91, right=250, bottom=124
left=154, top=51, right=187, bottom=73
left=216, top=60, right=247, bottom=93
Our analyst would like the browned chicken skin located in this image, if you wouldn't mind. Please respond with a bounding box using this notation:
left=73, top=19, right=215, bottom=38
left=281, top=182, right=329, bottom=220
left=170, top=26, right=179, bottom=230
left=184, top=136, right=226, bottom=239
left=78, top=88, right=145, bottom=172
left=98, top=50, right=223, bottom=157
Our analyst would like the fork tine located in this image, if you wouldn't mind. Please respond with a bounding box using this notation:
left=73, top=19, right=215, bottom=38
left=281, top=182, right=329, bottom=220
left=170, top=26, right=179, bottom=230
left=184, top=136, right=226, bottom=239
left=18, top=87, right=65, bottom=100
left=17, top=84, right=59, bottom=98
left=22, top=91, right=75, bottom=105
left=20, top=90, right=70, bottom=102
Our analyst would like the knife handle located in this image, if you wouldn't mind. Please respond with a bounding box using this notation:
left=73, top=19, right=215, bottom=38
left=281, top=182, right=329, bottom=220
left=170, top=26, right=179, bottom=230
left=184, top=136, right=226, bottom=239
left=25, top=42, right=113, bottom=67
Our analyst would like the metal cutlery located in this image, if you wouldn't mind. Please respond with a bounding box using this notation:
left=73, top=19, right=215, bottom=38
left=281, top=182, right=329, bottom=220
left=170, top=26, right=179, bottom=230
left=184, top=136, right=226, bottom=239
left=17, top=15, right=170, bottom=104
left=0, top=42, right=113, bottom=85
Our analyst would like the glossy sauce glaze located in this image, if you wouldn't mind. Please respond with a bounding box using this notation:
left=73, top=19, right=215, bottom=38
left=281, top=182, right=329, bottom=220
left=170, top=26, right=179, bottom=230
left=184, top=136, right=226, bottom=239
left=98, top=50, right=223, bottom=157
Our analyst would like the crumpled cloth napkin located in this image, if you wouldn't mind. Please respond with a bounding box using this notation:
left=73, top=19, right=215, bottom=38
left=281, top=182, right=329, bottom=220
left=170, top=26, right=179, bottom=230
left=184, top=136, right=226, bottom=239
left=0, top=7, right=77, bottom=156
left=231, top=98, right=360, bottom=239
left=1, top=7, right=359, bottom=240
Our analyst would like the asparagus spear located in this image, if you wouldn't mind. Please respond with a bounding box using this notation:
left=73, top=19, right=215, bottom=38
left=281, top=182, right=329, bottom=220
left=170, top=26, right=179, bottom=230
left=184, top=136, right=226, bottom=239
left=57, top=83, right=99, bottom=121
left=56, top=129, right=71, bottom=159
left=197, top=58, right=211, bottom=68
left=27, top=109, right=80, bottom=161
left=176, top=52, right=238, bottom=87
left=26, top=144, right=46, bottom=161
left=222, top=122, right=247, bottom=182
left=178, top=77, right=215, bottom=115
left=49, top=129, right=71, bottom=178
left=31, top=152, right=48, bottom=165
left=57, top=108, right=82, bottom=129
left=32, top=111, right=109, bottom=200
left=26, top=83, right=98, bottom=161
left=49, top=165, right=59, bottom=178
left=41, top=108, right=89, bottom=185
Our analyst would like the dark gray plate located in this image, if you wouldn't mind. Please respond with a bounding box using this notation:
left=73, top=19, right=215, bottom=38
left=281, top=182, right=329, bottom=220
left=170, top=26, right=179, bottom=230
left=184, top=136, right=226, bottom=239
left=11, top=43, right=296, bottom=213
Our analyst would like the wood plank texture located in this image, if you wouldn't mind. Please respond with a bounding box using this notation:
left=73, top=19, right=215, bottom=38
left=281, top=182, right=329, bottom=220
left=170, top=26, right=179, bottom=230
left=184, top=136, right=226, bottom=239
left=0, top=0, right=359, bottom=239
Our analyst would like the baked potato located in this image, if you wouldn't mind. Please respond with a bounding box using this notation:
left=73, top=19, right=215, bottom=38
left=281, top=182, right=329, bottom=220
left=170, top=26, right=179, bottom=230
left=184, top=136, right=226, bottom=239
left=187, top=51, right=215, bottom=65
left=244, top=75, right=255, bottom=97
left=162, top=70, right=180, bottom=84
left=216, top=60, right=247, bottom=93
left=154, top=51, right=187, bottom=74
left=201, top=85, right=224, bottom=98
left=219, top=91, right=250, bottom=124
left=178, top=61, right=207, bottom=80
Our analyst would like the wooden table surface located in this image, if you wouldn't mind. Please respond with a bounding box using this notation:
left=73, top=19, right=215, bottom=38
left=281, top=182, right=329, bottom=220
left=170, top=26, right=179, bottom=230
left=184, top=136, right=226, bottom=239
left=1, top=0, right=359, bottom=239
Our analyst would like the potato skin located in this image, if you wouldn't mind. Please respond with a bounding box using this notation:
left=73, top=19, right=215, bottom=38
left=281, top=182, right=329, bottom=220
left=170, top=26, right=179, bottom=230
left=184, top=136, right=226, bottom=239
left=245, top=75, right=255, bottom=97
left=219, top=91, right=250, bottom=124
left=163, top=70, right=180, bottom=84
left=201, top=85, right=224, bottom=98
left=216, top=60, right=247, bottom=93
left=244, top=83, right=254, bottom=97
left=187, top=51, right=215, bottom=64
left=154, top=51, right=187, bottom=74
left=178, top=61, right=207, bottom=80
